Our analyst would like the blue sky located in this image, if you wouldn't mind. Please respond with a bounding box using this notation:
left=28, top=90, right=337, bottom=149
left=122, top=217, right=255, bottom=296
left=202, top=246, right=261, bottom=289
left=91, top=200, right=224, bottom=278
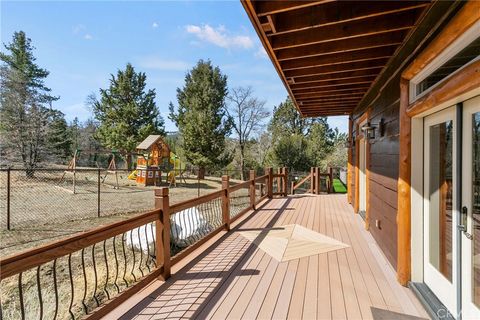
left=1, top=1, right=348, bottom=133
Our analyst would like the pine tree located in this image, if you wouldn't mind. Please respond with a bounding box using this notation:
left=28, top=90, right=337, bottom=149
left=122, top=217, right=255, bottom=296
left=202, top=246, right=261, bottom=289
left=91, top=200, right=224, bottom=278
left=92, top=63, right=164, bottom=169
left=47, top=110, right=73, bottom=161
left=0, top=31, right=59, bottom=174
left=169, top=60, right=233, bottom=178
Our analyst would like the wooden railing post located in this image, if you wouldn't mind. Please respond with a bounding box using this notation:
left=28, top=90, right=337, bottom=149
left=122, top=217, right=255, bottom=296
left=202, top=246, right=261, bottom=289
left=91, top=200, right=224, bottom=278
left=283, top=167, right=288, bottom=196
left=310, top=167, right=315, bottom=194
left=329, top=167, right=334, bottom=193
left=315, top=167, right=320, bottom=195
left=249, top=170, right=256, bottom=209
left=267, top=168, right=273, bottom=198
left=222, top=175, right=230, bottom=231
left=291, top=180, right=295, bottom=195
left=155, top=187, right=171, bottom=280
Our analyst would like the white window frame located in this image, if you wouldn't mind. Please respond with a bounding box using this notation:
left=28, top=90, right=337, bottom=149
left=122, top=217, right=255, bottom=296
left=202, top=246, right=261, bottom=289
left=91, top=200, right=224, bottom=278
left=409, top=20, right=480, bottom=104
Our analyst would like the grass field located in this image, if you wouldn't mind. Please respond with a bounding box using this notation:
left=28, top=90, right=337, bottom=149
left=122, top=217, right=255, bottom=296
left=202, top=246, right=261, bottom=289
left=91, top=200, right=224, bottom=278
left=332, top=178, right=347, bottom=193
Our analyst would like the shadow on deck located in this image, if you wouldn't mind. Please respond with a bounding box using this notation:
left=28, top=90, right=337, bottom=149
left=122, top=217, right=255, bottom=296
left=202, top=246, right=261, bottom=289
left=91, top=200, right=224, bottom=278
left=108, top=194, right=428, bottom=320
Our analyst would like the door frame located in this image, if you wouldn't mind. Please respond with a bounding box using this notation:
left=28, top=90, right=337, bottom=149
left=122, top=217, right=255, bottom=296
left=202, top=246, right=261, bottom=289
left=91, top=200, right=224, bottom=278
left=422, top=106, right=458, bottom=315
left=355, top=110, right=370, bottom=230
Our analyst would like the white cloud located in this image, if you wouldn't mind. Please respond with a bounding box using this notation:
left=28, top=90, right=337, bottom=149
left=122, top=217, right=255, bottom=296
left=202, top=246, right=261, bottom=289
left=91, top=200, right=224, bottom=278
left=138, top=56, right=189, bottom=71
left=185, top=24, right=254, bottom=50
left=255, top=46, right=268, bottom=59
left=84, top=34, right=93, bottom=40
left=72, top=24, right=86, bottom=34
left=152, top=22, right=159, bottom=28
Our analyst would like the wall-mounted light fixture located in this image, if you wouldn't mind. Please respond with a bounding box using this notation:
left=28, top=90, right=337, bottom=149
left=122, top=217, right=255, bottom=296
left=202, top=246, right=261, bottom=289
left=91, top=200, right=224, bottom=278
left=360, top=118, right=385, bottom=140
left=344, top=137, right=355, bottom=148
left=361, top=122, right=376, bottom=140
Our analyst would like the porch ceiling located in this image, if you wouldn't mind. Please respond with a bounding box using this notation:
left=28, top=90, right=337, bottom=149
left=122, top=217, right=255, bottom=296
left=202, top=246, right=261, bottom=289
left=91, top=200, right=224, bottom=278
left=241, top=0, right=432, bottom=117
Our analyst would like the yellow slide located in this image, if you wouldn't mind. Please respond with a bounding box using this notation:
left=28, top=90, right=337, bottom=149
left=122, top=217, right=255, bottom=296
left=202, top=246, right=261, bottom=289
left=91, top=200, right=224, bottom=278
left=128, top=170, right=137, bottom=180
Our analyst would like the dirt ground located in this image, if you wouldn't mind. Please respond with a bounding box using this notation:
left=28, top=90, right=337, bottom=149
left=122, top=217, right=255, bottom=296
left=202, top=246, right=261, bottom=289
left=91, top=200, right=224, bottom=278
left=0, top=171, right=244, bottom=257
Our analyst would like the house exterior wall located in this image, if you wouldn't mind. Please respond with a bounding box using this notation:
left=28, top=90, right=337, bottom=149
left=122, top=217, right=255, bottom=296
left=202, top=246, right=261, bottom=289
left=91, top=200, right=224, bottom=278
left=350, top=1, right=463, bottom=269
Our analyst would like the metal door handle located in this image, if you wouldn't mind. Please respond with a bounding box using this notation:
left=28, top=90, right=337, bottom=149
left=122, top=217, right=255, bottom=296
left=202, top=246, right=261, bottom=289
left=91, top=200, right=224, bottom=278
left=460, top=206, right=473, bottom=240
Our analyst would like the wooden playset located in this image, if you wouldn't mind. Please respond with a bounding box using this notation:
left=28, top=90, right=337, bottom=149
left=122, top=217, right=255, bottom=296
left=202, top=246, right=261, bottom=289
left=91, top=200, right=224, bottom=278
left=135, top=135, right=170, bottom=186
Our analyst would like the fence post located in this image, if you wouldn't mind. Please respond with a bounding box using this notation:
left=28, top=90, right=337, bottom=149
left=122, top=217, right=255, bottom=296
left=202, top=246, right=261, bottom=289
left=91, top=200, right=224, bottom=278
left=267, top=168, right=273, bottom=198
left=222, top=175, right=230, bottom=231
left=6, top=168, right=11, bottom=230
left=155, top=187, right=171, bottom=280
left=283, top=167, right=288, bottom=196
left=329, top=167, right=334, bottom=193
left=249, top=170, right=255, bottom=210
left=97, top=169, right=101, bottom=217
left=315, top=167, right=320, bottom=195
left=310, top=167, right=315, bottom=194
left=291, top=180, right=295, bottom=195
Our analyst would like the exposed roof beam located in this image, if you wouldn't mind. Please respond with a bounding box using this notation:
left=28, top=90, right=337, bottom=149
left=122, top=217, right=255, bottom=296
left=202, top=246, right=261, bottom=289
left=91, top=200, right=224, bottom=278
left=297, top=91, right=367, bottom=99
left=284, top=59, right=389, bottom=78
left=299, top=96, right=363, bottom=104
left=271, top=1, right=428, bottom=35
left=292, top=82, right=373, bottom=93
left=301, top=102, right=359, bottom=108
left=254, top=0, right=334, bottom=17
left=295, top=87, right=371, bottom=98
left=291, top=77, right=375, bottom=91
left=281, top=47, right=396, bottom=71
left=270, top=10, right=418, bottom=50
left=292, top=70, right=380, bottom=85
left=276, top=31, right=405, bottom=61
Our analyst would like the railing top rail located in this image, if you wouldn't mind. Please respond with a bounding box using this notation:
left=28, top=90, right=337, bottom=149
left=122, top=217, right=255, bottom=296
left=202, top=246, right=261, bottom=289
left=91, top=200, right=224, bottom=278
left=254, top=174, right=268, bottom=181
left=272, top=173, right=287, bottom=178
left=229, top=180, right=251, bottom=193
left=169, top=189, right=224, bottom=214
left=0, top=208, right=161, bottom=280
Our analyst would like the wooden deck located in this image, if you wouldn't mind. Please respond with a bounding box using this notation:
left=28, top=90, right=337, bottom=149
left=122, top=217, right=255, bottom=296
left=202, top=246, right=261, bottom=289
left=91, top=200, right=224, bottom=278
left=108, top=194, right=428, bottom=320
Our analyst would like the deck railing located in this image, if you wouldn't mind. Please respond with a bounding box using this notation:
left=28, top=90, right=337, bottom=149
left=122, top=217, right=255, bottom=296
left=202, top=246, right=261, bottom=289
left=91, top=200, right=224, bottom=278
left=0, top=168, right=287, bottom=320
left=290, top=167, right=334, bottom=195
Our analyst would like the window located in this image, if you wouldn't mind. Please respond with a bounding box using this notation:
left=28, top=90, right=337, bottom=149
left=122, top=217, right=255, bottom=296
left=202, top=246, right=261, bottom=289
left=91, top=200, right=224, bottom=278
left=410, top=21, right=480, bottom=103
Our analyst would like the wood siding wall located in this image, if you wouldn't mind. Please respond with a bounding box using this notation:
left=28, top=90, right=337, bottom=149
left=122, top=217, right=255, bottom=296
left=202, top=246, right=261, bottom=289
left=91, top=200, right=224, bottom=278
left=351, top=1, right=462, bottom=268
left=353, top=79, right=400, bottom=267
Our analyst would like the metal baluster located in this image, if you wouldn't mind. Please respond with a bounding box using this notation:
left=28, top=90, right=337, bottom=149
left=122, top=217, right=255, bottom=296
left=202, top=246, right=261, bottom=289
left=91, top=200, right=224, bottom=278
left=19, top=273, right=25, bottom=320
left=150, top=223, right=157, bottom=267
left=52, top=259, right=59, bottom=320
left=121, top=233, right=128, bottom=287
left=81, top=248, right=88, bottom=314
left=129, top=229, right=137, bottom=282
left=36, top=265, right=43, bottom=320
left=112, top=236, right=120, bottom=293
left=144, top=224, right=151, bottom=272
left=68, top=254, right=75, bottom=319
left=92, top=244, right=100, bottom=307
left=137, top=226, right=145, bottom=277
left=103, top=240, right=110, bottom=300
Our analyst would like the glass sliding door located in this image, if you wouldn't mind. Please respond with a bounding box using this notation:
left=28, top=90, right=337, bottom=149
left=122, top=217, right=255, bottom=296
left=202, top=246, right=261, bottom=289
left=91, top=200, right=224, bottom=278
left=462, top=96, right=480, bottom=320
left=424, top=107, right=458, bottom=315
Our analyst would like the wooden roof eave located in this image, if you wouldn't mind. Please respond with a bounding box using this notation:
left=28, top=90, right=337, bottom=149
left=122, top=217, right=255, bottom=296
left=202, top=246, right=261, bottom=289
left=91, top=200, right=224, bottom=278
left=241, top=0, right=305, bottom=117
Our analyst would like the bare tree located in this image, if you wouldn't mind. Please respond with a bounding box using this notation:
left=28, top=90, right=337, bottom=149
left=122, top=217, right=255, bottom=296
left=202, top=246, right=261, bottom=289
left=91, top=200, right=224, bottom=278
left=226, top=86, right=269, bottom=180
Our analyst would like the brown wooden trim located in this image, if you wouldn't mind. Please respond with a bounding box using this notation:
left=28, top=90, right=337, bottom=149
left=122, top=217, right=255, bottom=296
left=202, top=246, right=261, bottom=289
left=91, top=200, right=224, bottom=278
left=397, top=78, right=411, bottom=286
left=365, top=136, right=371, bottom=230
left=403, top=1, right=480, bottom=80
left=254, top=0, right=333, bottom=17
left=285, top=59, right=389, bottom=78
left=0, top=209, right=160, bottom=280
left=169, top=189, right=224, bottom=213
left=406, top=60, right=480, bottom=117
left=86, top=267, right=163, bottom=320
left=347, top=117, right=353, bottom=204
left=354, top=127, right=360, bottom=214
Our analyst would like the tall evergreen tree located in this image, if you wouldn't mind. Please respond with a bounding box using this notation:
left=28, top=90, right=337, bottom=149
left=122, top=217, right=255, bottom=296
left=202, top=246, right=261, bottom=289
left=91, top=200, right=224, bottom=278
left=47, top=110, right=73, bottom=161
left=169, top=60, right=233, bottom=178
left=0, top=31, right=58, bottom=174
left=92, top=63, right=164, bottom=169
left=268, top=97, right=316, bottom=139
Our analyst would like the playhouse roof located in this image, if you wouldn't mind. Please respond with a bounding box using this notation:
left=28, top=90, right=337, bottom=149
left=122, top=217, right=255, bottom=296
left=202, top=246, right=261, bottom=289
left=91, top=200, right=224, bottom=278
left=136, top=135, right=164, bottom=150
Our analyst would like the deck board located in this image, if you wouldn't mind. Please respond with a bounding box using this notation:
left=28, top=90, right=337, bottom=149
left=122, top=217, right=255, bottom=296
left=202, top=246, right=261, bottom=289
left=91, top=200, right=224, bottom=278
left=114, top=194, right=428, bottom=320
